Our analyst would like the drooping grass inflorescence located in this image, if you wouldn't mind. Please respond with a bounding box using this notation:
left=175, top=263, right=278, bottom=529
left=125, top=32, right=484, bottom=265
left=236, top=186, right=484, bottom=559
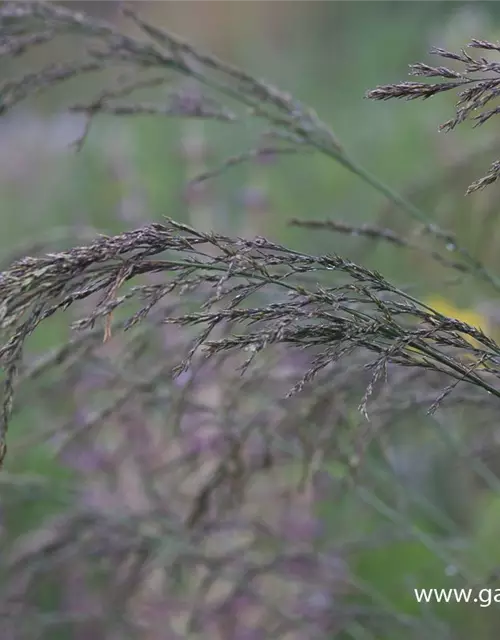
left=2, top=3, right=500, bottom=638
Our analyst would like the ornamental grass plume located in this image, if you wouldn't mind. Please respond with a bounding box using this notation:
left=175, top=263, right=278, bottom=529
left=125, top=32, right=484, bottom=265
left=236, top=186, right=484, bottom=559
left=367, top=38, right=500, bottom=194
left=0, top=1, right=499, bottom=460
left=2, top=3, right=500, bottom=639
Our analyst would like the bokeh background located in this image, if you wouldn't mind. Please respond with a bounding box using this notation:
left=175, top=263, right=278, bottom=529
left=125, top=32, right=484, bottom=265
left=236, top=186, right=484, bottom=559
left=4, top=2, right=500, bottom=639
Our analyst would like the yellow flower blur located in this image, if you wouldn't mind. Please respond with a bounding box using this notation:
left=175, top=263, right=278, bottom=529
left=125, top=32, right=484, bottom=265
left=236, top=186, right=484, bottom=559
left=425, top=296, right=490, bottom=337
left=424, top=296, right=492, bottom=355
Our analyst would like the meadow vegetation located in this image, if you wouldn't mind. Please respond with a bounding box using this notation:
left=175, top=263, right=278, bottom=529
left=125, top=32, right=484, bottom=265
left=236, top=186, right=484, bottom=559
left=2, top=2, right=500, bottom=638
